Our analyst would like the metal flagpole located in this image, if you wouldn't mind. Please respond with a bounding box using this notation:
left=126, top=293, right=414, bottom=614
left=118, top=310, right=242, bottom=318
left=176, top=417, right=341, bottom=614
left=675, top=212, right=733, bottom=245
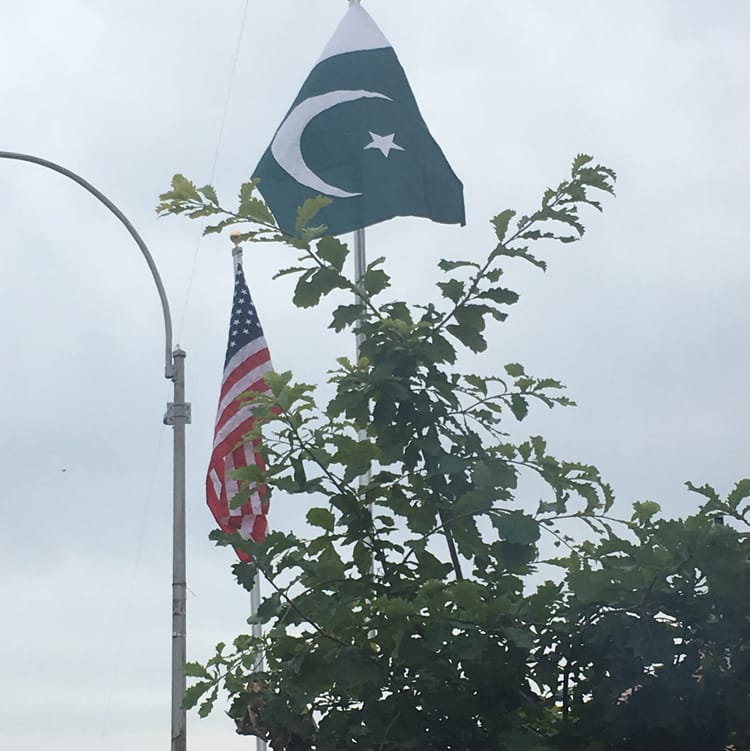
left=353, top=228, right=367, bottom=358
left=353, top=227, right=375, bottom=576
left=0, top=151, right=191, bottom=751
left=250, top=576, right=266, bottom=751
left=231, top=236, right=267, bottom=751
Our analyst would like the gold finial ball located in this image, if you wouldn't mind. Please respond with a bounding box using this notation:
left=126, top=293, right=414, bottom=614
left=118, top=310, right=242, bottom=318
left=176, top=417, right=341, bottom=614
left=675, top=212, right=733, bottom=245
left=230, top=230, right=243, bottom=247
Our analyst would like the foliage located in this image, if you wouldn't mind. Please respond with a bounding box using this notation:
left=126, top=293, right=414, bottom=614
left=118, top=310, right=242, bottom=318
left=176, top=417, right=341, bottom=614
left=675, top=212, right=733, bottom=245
left=158, top=157, right=749, bottom=751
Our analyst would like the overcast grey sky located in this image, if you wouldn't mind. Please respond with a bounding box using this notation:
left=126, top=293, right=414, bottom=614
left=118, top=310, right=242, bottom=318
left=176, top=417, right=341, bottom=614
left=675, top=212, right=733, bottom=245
left=1, top=1, right=748, bottom=749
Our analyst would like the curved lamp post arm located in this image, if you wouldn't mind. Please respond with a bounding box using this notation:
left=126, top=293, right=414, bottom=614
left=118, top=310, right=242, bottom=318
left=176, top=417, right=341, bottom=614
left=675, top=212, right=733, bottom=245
left=1, top=150, right=190, bottom=750
left=0, top=150, right=175, bottom=379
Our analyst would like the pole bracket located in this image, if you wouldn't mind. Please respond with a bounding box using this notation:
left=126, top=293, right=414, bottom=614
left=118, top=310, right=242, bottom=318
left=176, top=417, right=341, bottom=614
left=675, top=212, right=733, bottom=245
left=164, top=402, right=192, bottom=425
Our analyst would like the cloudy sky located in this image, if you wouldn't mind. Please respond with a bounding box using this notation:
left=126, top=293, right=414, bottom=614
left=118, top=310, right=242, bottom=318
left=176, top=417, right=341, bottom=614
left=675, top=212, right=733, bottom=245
left=1, top=1, right=748, bottom=748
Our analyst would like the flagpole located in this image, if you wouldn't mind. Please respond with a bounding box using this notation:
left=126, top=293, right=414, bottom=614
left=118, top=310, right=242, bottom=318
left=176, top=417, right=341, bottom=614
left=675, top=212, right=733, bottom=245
left=250, top=576, right=266, bottom=751
left=0, top=151, right=191, bottom=751
left=230, top=233, right=267, bottom=751
left=353, top=227, right=367, bottom=359
left=352, top=226, right=376, bottom=578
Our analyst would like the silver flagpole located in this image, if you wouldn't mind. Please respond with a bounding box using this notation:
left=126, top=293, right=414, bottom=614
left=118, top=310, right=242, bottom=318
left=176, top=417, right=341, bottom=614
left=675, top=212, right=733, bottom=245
left=231, top=234, right=267, bottom=751
left=0, top=151, right=190, bottom=751
left=250, top=577, right=266, bottom=751
left=353, top=228, right=367, bottom=359
left=353, top=228, right=375, bottom=575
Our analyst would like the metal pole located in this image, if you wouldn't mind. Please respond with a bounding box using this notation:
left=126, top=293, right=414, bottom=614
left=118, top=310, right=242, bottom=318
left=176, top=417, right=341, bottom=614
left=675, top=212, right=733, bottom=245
left=0, top=151, right=174, bottom=378
left=250, top=575, right=263, bottom=647
left=353, top=228, right=367, bottom=359
left=352, top=228, right=375, bottom=576
left=250, top=576, right=267, bottom=751
left=232, top=237, right=243, bottom=272
left=0, top=152, right=191, bottom=750
left=230, top=234, right=267, bottom=751
left=165, top=349, right=190, bottom=751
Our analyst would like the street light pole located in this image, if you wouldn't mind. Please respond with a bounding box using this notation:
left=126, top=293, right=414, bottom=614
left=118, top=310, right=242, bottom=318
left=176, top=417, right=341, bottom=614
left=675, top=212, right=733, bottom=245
left=165, top=348, right=190, bottom=751
left=0, top=151, right=190, bottom=751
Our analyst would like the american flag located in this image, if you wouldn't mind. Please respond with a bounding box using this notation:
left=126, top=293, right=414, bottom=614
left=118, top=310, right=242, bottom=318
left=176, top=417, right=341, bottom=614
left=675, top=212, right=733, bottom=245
left=206, top=259, right=272, bottom=553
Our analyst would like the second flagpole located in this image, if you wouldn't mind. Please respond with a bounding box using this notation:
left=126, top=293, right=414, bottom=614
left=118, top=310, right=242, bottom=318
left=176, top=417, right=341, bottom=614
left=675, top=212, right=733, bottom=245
left=353, top=228, right=367, bottom=358
left=353, top=228, right=375, bottom=574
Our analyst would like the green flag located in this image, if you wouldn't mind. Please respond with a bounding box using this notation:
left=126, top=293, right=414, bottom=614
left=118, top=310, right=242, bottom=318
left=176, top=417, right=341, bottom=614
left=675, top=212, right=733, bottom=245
left=254, top=0, right=465, bottom=237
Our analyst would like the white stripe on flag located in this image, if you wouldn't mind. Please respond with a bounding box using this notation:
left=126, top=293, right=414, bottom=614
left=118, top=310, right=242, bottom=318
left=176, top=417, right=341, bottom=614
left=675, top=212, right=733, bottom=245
left=217, top=361, right=272, bottom=419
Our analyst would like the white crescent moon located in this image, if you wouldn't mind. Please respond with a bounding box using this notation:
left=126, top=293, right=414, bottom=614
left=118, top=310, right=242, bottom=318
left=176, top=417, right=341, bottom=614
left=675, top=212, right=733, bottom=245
left=271, top=89, right=391, bottom=199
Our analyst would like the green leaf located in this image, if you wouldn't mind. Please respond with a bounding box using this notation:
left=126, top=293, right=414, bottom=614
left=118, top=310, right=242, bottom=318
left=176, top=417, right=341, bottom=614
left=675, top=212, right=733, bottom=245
left=330, top=304, right=364, bottom=332
left=381, top=301, right=413, bottom=323
left=182, top=681, right=212, bottom=710
left=450, top=580, right=483, bottom=610
left=317, top=235, right=349, bottom=272
left=201, top=217, right=240, bottom=236
left=239, top=180, right=275, bottom=225
left=491, top=209, right=516, bottom=242
left=230, top=557, right=258, bottom=592
left=447, top=323, right=486, bottom=353
left=454, top=490, right=492, bottom=516
left=446, top=304, right=491, bottom=353
left=361, top=268, right=390, bottom=296
left=413, top=547, right=451, bottom=579
left=353, top=541, right=372, bottom=575
left=438, top=259, right=481, bottom=272
left=464, top=374, right=488, bottom=395
left=293, top=267, right=345, bottom=308
left=255, top=592, right=284, bottom=622
left=316, top=545, right=345, bottom=580
left=184, top=661, right=212, bottom=679
left=291, top=456, right=307, bottom=490
left=439, top=453, right=470, bottom=475
left=530, top=435, right=547, bottom=459
left=264, top=370, right=293, bottom=396
left=332, top=436, right=379, bottom=483
left=472, top=462, right=494, bottom=491
left=631, top=500, right=661, bottom=524
left=478, top=287, right=519, bottom=306
left=428, top=332, right=456, bottom=364
left=509, top=394, right=528, bottom=421
left=437, top=279, right=465, bottom=303
left=307, top=507, right=335, bottom=533
left=493, top=510, right=540, bottom=545
left=572, top=153, right=594, bottom=174
left=171, top=174, right=200, bottom=201
left=295, top=195, right=332, bottom=234
left=198, top=184, right=218, bottom=204
left=685, top=481, right=721, bottom=504
left=727, top=478, right=750, bottom=510
left=274, top=265, right=307, bottom=279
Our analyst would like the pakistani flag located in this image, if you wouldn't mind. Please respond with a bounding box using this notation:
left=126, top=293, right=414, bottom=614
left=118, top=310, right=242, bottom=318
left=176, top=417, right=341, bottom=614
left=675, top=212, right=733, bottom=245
left=253, top=0, right=465, bottom=237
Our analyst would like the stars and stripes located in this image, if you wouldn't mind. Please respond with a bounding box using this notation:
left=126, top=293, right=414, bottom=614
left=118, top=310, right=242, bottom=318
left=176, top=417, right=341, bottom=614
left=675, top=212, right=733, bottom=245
left=206, top=260, right=272, bottom=554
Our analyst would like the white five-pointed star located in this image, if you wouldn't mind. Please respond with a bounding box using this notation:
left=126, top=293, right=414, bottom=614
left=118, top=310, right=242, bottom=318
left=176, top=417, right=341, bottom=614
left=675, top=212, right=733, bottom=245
left=364, top=131, right=405, bottom=157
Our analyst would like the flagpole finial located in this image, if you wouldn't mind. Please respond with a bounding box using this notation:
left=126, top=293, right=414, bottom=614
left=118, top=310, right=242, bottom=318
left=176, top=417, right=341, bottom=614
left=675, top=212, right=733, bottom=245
left=230, top=230, right=243, bottom=270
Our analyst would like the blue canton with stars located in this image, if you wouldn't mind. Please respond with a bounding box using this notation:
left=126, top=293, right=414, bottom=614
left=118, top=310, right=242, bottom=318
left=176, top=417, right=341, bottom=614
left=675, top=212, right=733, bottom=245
left=224, top=265, right=265, bottom=367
